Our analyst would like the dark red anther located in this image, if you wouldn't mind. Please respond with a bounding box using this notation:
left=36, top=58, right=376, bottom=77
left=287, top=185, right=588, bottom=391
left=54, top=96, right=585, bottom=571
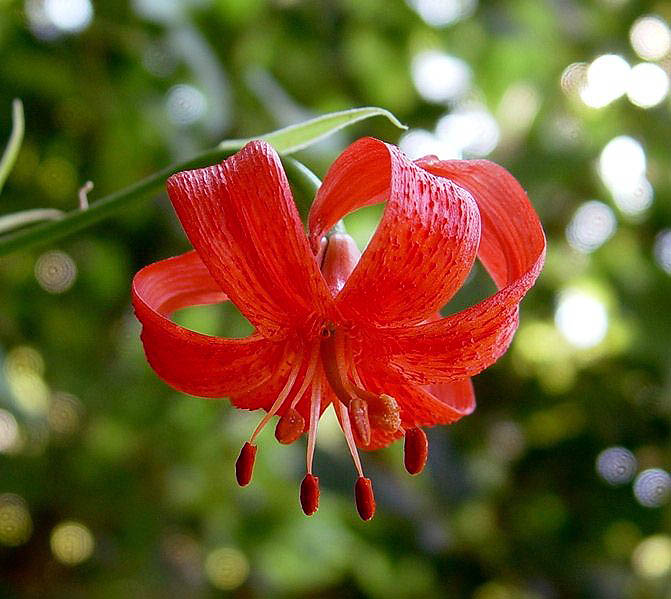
left=355, top=476, right=376, bottom=521
left=275, top=408, right=306, bottom=444
left=300, top=474, right=320, bottom=516
left=404, top=427, right=428, bottom=475
left=349, top=399, right=371, bottom=446
left=235, top=442, right=257, bottom=486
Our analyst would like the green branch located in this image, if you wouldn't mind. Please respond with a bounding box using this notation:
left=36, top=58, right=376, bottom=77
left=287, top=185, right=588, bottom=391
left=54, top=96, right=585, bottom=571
left=0, top=99, right=25, bottom=196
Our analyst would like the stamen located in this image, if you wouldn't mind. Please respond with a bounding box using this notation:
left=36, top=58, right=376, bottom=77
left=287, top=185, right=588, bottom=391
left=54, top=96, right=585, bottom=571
left=404, top=427, right=428, bottom=475
left=368, top=394, right=401, bottom=432
left=300, top=474, right=320, bottom=516
left=275, top=409, right=305, bottom=444
left=335, top=400, right=364, bottom=477
left=235, top=442, right=256, bottom=486
left=306, top=375, right=322, bottom=475
left=355, top=477, right=376, bottom=521
left=348, top=399, right=371, bottom=446
left=249, top=347, right=305, bottom=444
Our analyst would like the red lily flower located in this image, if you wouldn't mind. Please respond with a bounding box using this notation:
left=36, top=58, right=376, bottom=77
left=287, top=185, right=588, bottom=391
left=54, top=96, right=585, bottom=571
left=131, top=137, right=545, bottom=521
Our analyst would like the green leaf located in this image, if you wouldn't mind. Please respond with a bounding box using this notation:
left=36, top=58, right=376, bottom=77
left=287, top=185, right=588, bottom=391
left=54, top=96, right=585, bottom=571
left=219, top=106, right=406, bottom=154
left=0, top=208, right=64, bottom=234
left=0, top=99, right=25, bottom=196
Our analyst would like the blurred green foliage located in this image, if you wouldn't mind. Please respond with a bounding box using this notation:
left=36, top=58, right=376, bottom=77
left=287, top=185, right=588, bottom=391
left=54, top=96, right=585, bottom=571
left=1, top=0, right=671, bottom=597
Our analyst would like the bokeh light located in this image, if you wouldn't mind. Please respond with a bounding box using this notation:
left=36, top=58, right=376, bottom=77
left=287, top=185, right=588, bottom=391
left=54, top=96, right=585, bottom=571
left=626, top=62, right=669, bottom=108
left=599, top=135, right=646, bottom=191
left=406, top=0, right=477, bottom=27
left=50, top=521, right=95, bottom=565
left=554, top=290, right=608, bottom=349
left=4, top=346, right=49, bottom=417
left=0, top=409, right=20, bottom=454
left=565, top=200, right=616, bottom=253
left=398, top=129, right=460, bottom=160
left=595, top=446, right=637, bottom=485
left=47, top=392, right=84, bottom=436
left=26, top=0, right=93, bottom=39
left=629, top=16, right=671, bottom=61
left=653, top=229, right=671, bottom=274
left=610, top=177, right=653, bottom=218
left=632, top=535, right=671, bottom=578
left=560, top=62, right=588, bottom=96
left=35, top=251, right=77, bottom=294
left=411, top=51, right=471, bottom=103
left=435, top=105, right=500, bottom=157
left=204, top=547, right=250, bottom=591
left=580, top=54, right=630, bottom=108
left=0, top=494, right=32, bottom=547
left=165, top=84, right=208, bottom=126
left=633, top=469, right=671, bottom=508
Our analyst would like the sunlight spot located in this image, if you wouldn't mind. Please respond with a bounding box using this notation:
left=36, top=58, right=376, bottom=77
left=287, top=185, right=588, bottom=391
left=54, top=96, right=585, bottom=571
left=435, top=105, right=499, bottom=157
left=630, top=16, right=671, bottom=61
left=166, top=84, right=207, bottom=126
left=406, top=0, right=477, bottom=27
left=633, top=469, right=671, bottom=508
left=44, top=0, right=93, bottom=32
left=0, top=494, right=32, bottom=547
left=627, top=62, right=669, bottom=108
left=580, top=54, right=630, bottom=108
left=411, top=51, right=471, bottom=103
left=596, top=446, right=637, bottom=485
left=565, top=200, right=616, bottom=253
left=35, top=251, right=77, bottom=293
left=599, top=135, right=646, bottom=191
left=205, top=547, right=250, bottom=591
left=399, top=129, right=461, bottom=160
left=555, top=290, right=608, bottom=349
left=632, top=535, right=671, bottom=578
left=0, top=409, right=20, bottom=454
left=50, top=521, right=95, bottom=565
left=653, top=229, right=671, bottom=274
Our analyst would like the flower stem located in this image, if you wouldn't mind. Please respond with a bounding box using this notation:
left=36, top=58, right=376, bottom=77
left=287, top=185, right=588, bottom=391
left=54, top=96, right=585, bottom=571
left=0, top=99, right=25, bottom=196
left=0, top=147, right=322, bottom=257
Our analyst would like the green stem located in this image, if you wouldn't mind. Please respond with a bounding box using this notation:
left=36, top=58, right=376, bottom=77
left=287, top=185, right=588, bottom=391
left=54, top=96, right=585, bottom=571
left=0, top=147, right=322, bottom=257
left=0, top=99, right=25, bottom=196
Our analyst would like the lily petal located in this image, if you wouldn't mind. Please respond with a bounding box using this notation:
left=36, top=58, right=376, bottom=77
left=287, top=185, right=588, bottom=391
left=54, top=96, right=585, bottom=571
left=367, top=158, right=546, bottom=384
left=132, top=250, right=286, bottom=398
left=356, top=364, right=474, bottom=449
left=308, top=137, right=481, bottom=327
left=167, top=141, right=332, bottom=339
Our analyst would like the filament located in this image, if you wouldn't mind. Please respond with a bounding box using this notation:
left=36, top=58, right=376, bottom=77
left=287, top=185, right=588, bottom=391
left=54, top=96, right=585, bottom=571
left=335, top=400, right=364, bottom=477
left=306, top=372, right=322, bottom=475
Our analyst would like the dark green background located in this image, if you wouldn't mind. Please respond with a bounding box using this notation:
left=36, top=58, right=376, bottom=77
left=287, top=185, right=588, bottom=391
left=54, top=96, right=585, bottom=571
left=1, top=0, right=671, bottom=597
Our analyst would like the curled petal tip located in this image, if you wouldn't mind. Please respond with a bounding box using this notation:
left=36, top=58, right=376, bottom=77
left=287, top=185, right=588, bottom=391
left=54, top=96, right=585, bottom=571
left=404, top=428, right=428, bottom=475
left=355, top=477, right=376, bottom=521
left=300, top=474, right=320, bottom=516
left=235, top=442, right=257, bottom=486
left=275, top=408, right=306, bottom=444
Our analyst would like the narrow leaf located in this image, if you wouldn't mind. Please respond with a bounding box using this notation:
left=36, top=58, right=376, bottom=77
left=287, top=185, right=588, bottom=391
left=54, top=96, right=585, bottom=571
left=219, top=106, right=407, bottom=155
left=0, top=99, right=25, bottom=195
left=0, top=208, right=64, bottom=235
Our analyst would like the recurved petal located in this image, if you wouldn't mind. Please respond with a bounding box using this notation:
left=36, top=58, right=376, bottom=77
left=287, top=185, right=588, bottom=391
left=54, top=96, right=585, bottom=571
left=308, top=137, right=481, bottom=327
left=132, top=250, right=286, bottom=399
left=366, top=158, right=545, bottom=384
left=167, top=141, right=332, bottom=340
left=359, top=363, right=475, bottom=432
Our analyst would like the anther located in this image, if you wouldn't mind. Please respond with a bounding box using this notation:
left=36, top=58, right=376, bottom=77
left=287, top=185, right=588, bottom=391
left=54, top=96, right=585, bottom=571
left=404, top=428, right=428, bottom=475
left=355, top=477, right=376, bottom=521
left=275, top=408, right=305, bottom=444
left=368, top=394, right=401, bottom=432
left=348, top=399, right=371, bottom=446
left=235, top=442, right=257, bottom=486
left=300, top=473, right=320, bottom=516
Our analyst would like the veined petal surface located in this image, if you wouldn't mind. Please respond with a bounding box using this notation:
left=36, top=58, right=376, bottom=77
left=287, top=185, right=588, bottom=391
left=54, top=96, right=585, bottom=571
left=167, top=140, right=332, bottom=339
left=308, top=137, right=481, bottom=327
left=132, top=250, right=285, bottom=399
